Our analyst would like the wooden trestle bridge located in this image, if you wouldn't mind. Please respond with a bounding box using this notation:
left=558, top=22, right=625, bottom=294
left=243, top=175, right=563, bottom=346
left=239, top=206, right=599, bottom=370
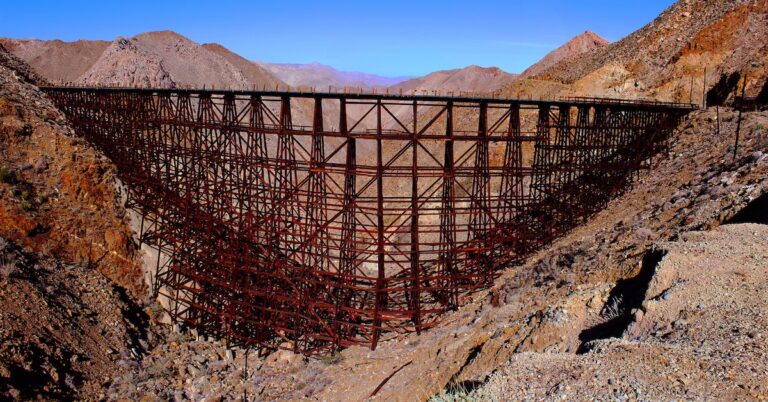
left=43, top=86, right=695, bottom=354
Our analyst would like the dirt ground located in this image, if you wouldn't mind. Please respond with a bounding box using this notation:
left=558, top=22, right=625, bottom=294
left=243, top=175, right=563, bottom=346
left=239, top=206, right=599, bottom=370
left=456, top=223, right=768, bottom=401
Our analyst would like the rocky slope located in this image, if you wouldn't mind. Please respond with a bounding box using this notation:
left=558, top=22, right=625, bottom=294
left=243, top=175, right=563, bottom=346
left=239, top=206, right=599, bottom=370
left=255, top=61, right=411, bottom=89
left=0, top=43, right=46, bottom=86
left=520, top=31, right=609, bottom=79
left=79, top=37, right=174, bottom=88
left=1, top=49, right=145, bottom=296
left=0, top=237, right=154, bottom=400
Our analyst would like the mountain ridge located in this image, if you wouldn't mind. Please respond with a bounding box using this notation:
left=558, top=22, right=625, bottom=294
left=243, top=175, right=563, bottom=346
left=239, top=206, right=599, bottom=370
left=521, top=31, right=609, bottom=78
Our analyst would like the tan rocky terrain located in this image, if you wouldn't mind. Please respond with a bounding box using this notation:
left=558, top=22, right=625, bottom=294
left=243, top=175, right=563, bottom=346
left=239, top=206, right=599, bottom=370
left=520, top=31, right=609, bottom=79
left=79, top=37, right=174, bottom=88
left=465, top=222, right=768, bottom=400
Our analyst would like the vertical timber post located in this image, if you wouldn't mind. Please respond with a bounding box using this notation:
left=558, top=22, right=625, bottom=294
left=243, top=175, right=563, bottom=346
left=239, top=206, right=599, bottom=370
left=410, top=100, right=421, bottom=331
left=440, top=100, right=458, bottom=308
left=372, top=99, right=385, bottom=349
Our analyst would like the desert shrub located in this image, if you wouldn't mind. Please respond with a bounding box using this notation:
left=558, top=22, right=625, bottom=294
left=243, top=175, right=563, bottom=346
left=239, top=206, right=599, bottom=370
left=430, top=383, right=486, bottom=402
left=19, top=199, right=33, bottom=211
left=319, top=352, right=343, bottom=365
left=0, top=166, right=16, bottom=184
left=0, top=257, right=17, bottom=279
left=15, top=123, right=32, bottom=137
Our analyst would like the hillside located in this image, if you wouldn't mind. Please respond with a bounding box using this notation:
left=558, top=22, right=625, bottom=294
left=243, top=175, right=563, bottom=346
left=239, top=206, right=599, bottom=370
left=255, top=61, right=411, bottom=89
left=390, top=65, right=518, bottom=95
left=200, top=43, right=287, bottom=89
left=2, top=31, right=287, bottom=90
left=520, top=31, right=609, bottom=78
left=507, top=0, right=768, bottom=103
left=0, top=38, right=109, bottom=83
left=82, top=31, right=285, bottom=89
left=79, top=37, right=174, bottom=88
left=0, top=42, right=154, bottom=400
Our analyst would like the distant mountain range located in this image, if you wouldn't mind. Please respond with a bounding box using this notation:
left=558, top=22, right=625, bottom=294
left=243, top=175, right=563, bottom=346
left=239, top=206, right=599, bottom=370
left=254, top=61, right=412, bottom=89
left=0, top=29, right=611, bottom=95
left=390, top=65, right=519, bottom=94
left=0, top=29, right=609, bottom=94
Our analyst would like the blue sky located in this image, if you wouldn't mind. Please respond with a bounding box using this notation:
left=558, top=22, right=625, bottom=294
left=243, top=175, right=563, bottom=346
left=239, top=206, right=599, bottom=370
left=0, top=0, right=675, bottom=77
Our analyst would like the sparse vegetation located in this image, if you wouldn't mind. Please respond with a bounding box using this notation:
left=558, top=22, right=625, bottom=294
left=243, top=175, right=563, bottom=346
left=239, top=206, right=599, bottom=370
left=319, top=352, right=343, bottom=365
left=18, top=190, right=36, bottom=212
left=19, top=199, right=33, bottom=211
left=15, top=123, right=32, bottom=137
left=0, top=166, right=17, bottom=184
left=429, top=382, right=488, bottom=402
left=755, top=123, right=765, bottom=133
left=0, top=256, right=18, bottom=279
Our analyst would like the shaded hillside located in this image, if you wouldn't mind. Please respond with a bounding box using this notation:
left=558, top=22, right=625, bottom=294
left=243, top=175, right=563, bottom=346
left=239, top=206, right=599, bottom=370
left=0, top=38, right=109, bottom=83
left=255, top=61, right=411, bottom=89
left=390, top=65, right=518, bottom=94
left=520, top=31, right=609, bottom=78
left=201, top=43, right=287, bottom=90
